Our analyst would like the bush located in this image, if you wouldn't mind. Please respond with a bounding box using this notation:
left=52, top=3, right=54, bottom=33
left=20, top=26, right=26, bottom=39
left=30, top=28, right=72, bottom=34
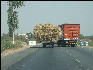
left=88, top=41, right=93, bottom=46
left=1, top=34, right=24, bottom=53
left=85, top=35, right=93, bottom=41
left=1, top=33, right=40, bottom=53
left=1, top=40, right=23, bottom=53
left=15, top=35, right=26, bottom=42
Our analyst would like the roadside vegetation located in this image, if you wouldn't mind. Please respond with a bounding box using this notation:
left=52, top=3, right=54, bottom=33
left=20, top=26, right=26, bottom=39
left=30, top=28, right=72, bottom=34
left=1, top=33, right=36, bottom=53
left=88, top=41, right=93, bottom=46
left=1, top=33, right=93, bottom=53
left=1, top=34, right=24, bottom=53
left=1, top=1, right=26, bottom=53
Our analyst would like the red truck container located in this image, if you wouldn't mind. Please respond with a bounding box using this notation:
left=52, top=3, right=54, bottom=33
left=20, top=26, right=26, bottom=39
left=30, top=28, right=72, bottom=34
left=57, top=24, right=80, bottom=47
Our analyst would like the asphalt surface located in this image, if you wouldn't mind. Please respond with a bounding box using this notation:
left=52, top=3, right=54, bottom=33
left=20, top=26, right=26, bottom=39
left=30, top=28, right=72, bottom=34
left=3, top=46, right=93, bottom=70
left=1, top=48, right=38, bottom=70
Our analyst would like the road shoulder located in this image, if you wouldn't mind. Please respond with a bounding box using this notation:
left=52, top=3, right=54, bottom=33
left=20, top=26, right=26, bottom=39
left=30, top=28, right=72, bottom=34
left=1, top=45, right=39, bottom=70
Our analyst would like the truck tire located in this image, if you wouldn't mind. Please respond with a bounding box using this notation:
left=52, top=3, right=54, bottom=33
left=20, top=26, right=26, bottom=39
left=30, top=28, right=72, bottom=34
left=50, top=42, right=54, bottom=48
left=43, top=43, right=46, bottom=48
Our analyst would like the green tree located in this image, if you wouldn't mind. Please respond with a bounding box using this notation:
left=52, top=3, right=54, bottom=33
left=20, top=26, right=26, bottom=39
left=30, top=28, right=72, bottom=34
left=85, top=35, right=93, bottom=41
left=7, top=1, right=24, bottom=44
left=79, top=34, right=85, bottom=39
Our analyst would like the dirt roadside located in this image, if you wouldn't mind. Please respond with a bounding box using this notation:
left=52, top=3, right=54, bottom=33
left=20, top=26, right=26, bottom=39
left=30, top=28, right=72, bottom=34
left=1, top=47, right=28, bottom=57
left=1, top=42, right=29, bottom=57
left=89, top=46, right=93, bottom=48
left=1, top=43, right=42, bottom=57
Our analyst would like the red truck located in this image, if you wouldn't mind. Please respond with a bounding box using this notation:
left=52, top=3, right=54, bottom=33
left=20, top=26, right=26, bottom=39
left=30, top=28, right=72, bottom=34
left=57, top=23, right=80, bottom=47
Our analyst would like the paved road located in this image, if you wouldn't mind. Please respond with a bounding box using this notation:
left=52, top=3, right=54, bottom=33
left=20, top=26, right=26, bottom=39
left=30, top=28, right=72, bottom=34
left=5, top=46, right=93, bottom=70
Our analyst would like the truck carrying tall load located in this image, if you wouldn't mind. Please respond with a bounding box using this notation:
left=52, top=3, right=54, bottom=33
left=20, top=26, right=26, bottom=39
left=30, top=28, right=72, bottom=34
left=33, top=23, right=62, bottom=48
left=33, top=23, right=80, bottom=47
left=57, top=23, right=80, bottom=47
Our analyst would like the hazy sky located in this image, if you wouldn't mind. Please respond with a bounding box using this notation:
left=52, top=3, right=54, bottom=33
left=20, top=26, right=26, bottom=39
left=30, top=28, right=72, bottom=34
left=1, top=1, right=93, bottom=36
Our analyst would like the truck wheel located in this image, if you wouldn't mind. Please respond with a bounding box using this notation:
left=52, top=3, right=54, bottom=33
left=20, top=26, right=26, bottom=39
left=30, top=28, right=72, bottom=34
left=58, top=44, right=60, bottom=47
left=43, top=45, right=46, bottom=48
left=43, top=44, right=46, bottom=48
left=51, top=42, right=54, bottom=48
left=51, top=46, right=54, bottom=48
left=61, top=44, right=64, bottom=47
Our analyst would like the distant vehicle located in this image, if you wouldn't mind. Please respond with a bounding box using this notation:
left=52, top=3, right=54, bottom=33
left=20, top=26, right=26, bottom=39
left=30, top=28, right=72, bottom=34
left=85, top=41, right=88, bottom=46
left=33, top=23, right=80, bottom=48
left=33, top=24, right=62, bottom=48
left=29, top=41, right=36, bottom=48
left=80, top=42, right=84, bottom=46
left=80, top=41, right=88, bottom=46
left=43, top=23, right=80, bottom=47
left=57, top=24, right=80, bottom=47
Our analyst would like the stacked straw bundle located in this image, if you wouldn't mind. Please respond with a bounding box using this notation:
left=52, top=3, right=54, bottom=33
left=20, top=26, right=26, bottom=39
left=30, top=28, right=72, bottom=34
left=33, top=24, right=62, bottom=43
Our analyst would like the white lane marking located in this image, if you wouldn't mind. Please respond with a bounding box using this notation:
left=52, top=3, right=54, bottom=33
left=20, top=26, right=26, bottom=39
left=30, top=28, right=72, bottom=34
left=75, top=58, right=80, bottom=63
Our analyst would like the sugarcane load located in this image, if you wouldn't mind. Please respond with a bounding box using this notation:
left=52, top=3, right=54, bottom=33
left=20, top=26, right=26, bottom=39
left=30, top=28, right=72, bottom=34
left=33, top=23, right=62, bottom=48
